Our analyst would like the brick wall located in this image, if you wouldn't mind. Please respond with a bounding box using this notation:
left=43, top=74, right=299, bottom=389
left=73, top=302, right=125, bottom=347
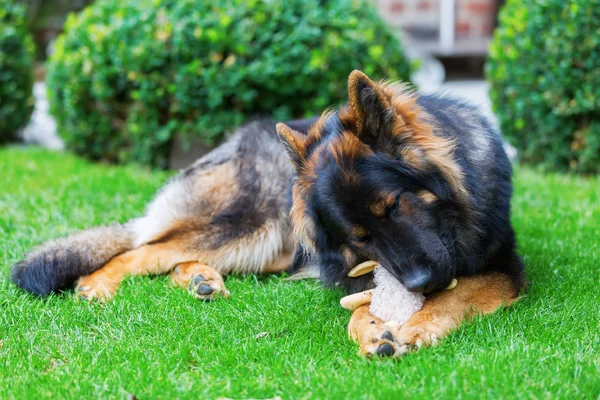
left=376, top=0, right=498, bottom=40
left=456, top=0, right=497, bottom=38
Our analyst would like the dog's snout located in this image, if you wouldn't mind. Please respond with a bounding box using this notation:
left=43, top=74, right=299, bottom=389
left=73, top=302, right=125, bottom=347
left=403, top=268, right=431, bottom=293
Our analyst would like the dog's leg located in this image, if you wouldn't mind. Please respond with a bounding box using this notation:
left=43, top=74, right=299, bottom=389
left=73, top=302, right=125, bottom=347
left=348, top=305, right=404, bottom=357
left=76, top=241, right=198, bottom=301
left=348, top=272, right=520, bottom=357
left=169, top=261, right=230, bottom=300
left=168, top=251, right=291, bottom=301
left=394, top=272, right=520, bottom=354
left=262, top=252, right=293, bottom=274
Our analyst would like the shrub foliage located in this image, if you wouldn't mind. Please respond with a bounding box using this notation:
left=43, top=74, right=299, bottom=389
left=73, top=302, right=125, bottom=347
left=487, top=0, right=600, bottom=173
left=46, top=0, right=412, bottom=167
left=0, top=0, right=35, bottom=141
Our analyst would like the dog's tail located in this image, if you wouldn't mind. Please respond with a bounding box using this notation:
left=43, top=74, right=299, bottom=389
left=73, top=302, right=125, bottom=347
left=10, top=224, right=133, bottom=296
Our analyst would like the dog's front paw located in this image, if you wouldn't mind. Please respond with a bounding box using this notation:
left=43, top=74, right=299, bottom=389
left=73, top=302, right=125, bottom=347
left=348, top=306, right=406, bottom=358
left=170, top=261, right=230, bottom=301
left=358, top=321, right=405, bottom=358
left=395, top=314, right=447, bottom=354
left=187, top=272, right=230, bottom=301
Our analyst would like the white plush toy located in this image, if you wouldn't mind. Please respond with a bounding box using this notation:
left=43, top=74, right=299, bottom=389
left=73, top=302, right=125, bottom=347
left=340, top=260, right=456, bottom=325
left=370, top=266, right=425, bottom=324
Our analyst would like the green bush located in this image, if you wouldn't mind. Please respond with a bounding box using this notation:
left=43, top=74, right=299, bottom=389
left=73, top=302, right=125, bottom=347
left=46, top=0, right=412, bottom=168
left=487, top=0, right=600, bottom=174
left=0, top=0, right=35, bottom=141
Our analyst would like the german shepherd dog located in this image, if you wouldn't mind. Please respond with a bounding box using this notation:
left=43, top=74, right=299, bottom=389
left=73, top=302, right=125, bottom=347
left=12, top=71, right=525, bottom=357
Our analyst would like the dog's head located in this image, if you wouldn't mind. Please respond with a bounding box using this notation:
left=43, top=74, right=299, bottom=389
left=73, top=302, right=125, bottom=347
left=277, top=70, right=472, bottom=293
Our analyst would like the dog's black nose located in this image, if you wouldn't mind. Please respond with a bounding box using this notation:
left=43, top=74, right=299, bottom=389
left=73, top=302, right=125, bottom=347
left=403, top=268, right=431, bottom=293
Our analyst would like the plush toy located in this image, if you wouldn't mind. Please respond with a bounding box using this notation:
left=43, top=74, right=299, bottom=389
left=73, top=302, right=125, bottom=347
left=340, top=261, right=456, bottom=325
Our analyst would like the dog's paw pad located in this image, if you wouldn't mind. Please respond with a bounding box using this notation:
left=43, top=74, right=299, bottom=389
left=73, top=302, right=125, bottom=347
left=380, top=330, right=394, bottom=342
left=170, top=262, right=230, bottom=301
left=376, top=342, right=395, bottom=357
left=187, top=273, right=229, bottom=301
left=196, top=283, right=214, bottom=295
left=361, top=330, right=402, bottom=358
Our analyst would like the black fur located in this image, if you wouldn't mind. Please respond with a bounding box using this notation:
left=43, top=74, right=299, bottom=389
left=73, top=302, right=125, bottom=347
left=12, top=250, right=97, bottom=296
left=11, top=224, right=132, bottom=296
left=298, top=93, right=526, bottom=294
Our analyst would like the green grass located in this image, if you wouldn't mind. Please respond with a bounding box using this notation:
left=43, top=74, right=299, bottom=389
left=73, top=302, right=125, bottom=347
left=1, top=147, right=599, bottom=399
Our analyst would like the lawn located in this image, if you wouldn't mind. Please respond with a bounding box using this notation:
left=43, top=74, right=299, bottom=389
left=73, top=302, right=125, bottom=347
left=1, top=147, right=599, bottom=399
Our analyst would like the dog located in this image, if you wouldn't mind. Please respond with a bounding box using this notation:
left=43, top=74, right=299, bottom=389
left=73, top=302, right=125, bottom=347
left=11, top=70, right=525, bottom=358
left=277, top=71, right=526, bottom=356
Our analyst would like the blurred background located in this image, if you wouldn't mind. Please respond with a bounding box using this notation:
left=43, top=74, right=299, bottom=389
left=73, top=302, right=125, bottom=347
left=1, top=0, right=598, bottom=173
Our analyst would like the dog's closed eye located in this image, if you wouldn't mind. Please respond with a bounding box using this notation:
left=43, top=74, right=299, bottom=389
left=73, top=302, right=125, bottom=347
left=349, top=226, right=370, bottom=245
left=369, top=192, right=397, bottom=218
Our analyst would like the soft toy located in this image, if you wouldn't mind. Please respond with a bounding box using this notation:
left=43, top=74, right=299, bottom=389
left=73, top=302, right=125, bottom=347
left=340, top=260, right=456, bottom=325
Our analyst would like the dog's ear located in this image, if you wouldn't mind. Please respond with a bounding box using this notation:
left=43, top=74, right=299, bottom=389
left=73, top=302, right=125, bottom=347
left=347, top=70, right=393, bottom=139
left=276, top=123, right=306, bottom=171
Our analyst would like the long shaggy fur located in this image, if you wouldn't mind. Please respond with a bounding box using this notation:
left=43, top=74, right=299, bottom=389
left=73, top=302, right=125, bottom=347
left=11, top=118, right=319, bottom=296
left=12, top=71, right=525, bottom=302
left=11, top=224, right=133, bottom=295
left=277, top=70, right=526, bottom=295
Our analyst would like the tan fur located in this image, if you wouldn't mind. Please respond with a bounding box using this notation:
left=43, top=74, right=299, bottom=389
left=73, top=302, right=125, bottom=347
left=302, top=109, right=334, bottom=147
left=77, top=215, right=295, bottom=301
left=160, top=217, right=292, bottom=274
left=79, top=218, right=293, bottom=301
left=198, top=162, right=240, bottom=206
left=169, top=261, right=229, bottom=300
left=342, top=246, right=358, bottom=267
left=347, top=273, right=520, bottom=356
left=348, top=305, right=400, bottom=357
left=399, top=147, right=427, bottom=170
left=398, top=194, right=417, bottom=215
left=369, top=192, right=396, bottom=217
left=289, top=184, right=317, bottom=252
left=396, top=272, right=519, bottom=348
left=76, top=241, right=198, bottom=301
left=276, top=123, right=307, bottom=161
left=329, top=132, right=371, bottom=166
left=262, top=252, right=294, bottom=273
left=349, top=226, right=368, bottom=239
left=131, top=161, right=239, bottom=247
left=417, top=190, right=438, bottom=204
left=15, top=120, right=298, bottom=300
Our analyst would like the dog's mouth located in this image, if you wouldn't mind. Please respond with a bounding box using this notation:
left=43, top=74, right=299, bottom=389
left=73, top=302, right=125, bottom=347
left=348, top=259, right=455, bottom=293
